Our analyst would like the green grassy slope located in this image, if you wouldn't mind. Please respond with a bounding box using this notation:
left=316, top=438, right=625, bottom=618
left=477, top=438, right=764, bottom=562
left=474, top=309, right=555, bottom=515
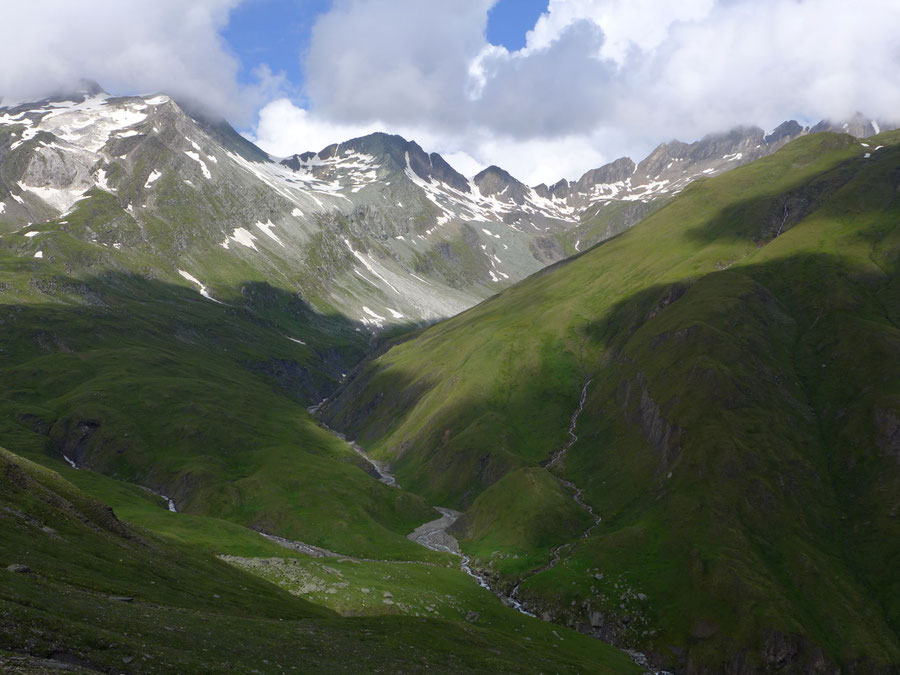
left=0, top=204, right=445, bottom=560
left=323, top=131, right=900, bottom=672
left=0, top=446, right=638, bottom=673
left=449, top=467, right=593, bottom=577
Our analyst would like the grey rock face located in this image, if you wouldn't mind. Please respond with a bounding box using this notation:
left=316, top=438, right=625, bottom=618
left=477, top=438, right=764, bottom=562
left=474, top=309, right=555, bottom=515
left=810, top=112, right=894, bottom=137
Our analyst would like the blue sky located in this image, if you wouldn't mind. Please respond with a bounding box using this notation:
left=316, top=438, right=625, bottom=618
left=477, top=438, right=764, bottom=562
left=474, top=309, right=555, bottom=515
left=486, top=0, right=548, bottom=50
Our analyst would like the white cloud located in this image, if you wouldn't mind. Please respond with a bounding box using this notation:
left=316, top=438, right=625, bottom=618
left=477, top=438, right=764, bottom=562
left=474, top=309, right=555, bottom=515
left=0, top=0, right=278, bottom=125
left=305, top=0, right=494, bottom=127
left=254, top=0, right=900, bottom=184
left=251, top=98, right=384, bottom=157
left=523, top=0, right=716, bottom=62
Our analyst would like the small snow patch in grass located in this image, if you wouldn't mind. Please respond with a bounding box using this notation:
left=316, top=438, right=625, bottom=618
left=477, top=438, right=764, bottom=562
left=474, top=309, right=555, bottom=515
left=24, top=230, right=39, bottom=238
left=226, top=228, right=258, bottom=250
left=255, top=220, right=285, bottom=247
left=291, top=207, right=303, bottom=217
left=286, top=336, right=307, bottom=346
left=34, top=250, right=43, bottom=258
left=386, top=307, right=404, bottom=319
left=144, top=170, right=162, bottom=188
left=363, top=306, right=386, bottom=321
left=95, top=168, right=112, bottom=191
left=178, top=269, right=224, bottom=304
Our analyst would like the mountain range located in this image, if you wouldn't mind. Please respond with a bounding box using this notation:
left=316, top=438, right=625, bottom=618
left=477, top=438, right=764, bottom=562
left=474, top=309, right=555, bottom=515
left=2, top=82, right=888, bottom=332
left=1, top=82, right=898, bottom=673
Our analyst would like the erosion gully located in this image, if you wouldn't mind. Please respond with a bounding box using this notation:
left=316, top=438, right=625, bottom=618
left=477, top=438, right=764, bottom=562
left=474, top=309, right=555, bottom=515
left=303, top=386, right=660, bottom=672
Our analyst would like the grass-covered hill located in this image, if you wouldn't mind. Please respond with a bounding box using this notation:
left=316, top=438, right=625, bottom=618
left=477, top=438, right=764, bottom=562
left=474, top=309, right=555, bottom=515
left=0, top=218, right=443, bottom=561
left=0, top=446, right=638, bottom=673
left=322, top=131, right=900, bottom=672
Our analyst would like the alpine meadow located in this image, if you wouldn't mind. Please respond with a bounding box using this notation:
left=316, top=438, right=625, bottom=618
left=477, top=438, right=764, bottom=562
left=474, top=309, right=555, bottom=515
left=1, top=2, right=899, bottom=673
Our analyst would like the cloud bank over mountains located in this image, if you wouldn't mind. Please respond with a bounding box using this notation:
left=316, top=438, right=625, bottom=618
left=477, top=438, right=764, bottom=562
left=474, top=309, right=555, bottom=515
left=0, top=0, right=282, bottom=125
left=259, top=0, right=900, bottom=183
left=5, top=0, right=900, bottom=183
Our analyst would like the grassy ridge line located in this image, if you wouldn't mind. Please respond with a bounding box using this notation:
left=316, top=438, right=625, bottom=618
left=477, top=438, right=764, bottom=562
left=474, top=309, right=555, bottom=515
left=321, top=131, right=900, bottom=671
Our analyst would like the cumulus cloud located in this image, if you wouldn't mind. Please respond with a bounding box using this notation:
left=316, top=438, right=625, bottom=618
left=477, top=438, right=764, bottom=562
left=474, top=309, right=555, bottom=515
left=8, top=0, right=897, bottom=184
left=252, top=98, right=385, bottom=156
left=252, top=0, right=900, bottom=184
left=0, top=0, right=279, bottom=124
left=305, top=0, right=493, bottom=127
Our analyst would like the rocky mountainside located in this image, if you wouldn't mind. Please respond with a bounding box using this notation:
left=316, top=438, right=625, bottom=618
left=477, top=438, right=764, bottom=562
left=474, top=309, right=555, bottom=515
left=3, top=84, right=890, bottom=333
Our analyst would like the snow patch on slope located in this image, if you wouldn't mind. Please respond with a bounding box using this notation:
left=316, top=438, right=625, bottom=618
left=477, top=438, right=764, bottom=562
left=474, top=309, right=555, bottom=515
left=178, top=269, right=223, bottom=304
left=184, top=151, right=211, bottom=179
left=255, top=220, right=285, bottom=247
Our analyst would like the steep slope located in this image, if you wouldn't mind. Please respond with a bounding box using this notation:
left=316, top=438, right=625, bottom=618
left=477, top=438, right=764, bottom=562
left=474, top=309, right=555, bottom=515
left=322, top=131, right=900, bottom=672
left=0, top=446, right=637, bottom=673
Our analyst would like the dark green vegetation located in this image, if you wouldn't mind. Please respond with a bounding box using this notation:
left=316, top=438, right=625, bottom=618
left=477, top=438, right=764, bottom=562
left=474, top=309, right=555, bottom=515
left=0, top=447, right=638, bottom=673
left=0, top=208, right=439, bottom=561
left=324, top=132, right=900, bottom=672
left=450, top=467, right=592, bottom=576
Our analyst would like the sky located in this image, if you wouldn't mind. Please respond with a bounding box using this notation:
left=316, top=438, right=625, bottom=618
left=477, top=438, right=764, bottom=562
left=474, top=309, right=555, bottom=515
left=2, top=0, right=899, bottom=184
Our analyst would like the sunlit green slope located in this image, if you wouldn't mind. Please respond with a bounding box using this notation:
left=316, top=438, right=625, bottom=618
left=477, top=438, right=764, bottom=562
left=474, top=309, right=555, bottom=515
left=324, top=131, right=900, bottom=672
